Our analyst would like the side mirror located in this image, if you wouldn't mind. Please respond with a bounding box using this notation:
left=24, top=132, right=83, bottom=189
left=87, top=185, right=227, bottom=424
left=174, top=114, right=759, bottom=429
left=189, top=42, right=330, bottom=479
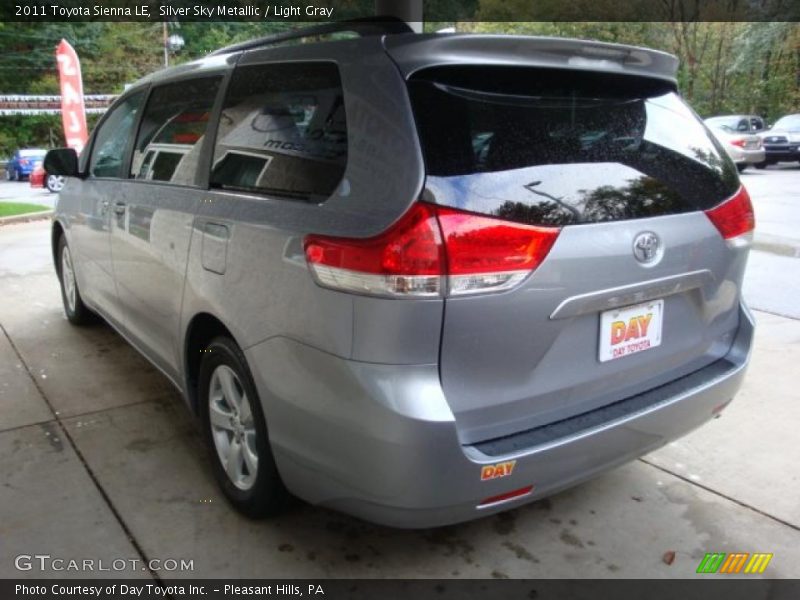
left=44, top=148, right=80, bottom=178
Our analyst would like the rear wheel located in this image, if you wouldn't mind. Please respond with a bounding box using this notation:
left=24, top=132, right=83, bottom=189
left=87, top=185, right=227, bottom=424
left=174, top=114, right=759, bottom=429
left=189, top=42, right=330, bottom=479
left=46, top=174, right=65, bottom=193
left=57, top=236, right=96, bottom=325
left=199, top=336, right=289, bottom=518
left=754, top=161, right=768, bottom=169
left=736, top=163, right=747, bottom=173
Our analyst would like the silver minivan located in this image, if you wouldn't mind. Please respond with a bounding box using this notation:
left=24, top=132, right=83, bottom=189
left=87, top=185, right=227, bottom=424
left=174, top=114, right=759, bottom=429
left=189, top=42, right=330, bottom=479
left=46, top=21, right=755, bottom=527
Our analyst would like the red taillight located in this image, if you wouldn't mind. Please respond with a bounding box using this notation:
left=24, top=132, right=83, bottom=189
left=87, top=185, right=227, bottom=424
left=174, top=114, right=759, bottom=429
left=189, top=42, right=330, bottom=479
left=19, top=159, right=29, bottom=166
left=729, top=138, right=746, bottom=148
left=304, top=203, right=560, bottom=298
left=436, top=206, right=560, bottom=296
left=304, top=203, right=445, bottom=297
left=704, top=186, right=755, bottom=244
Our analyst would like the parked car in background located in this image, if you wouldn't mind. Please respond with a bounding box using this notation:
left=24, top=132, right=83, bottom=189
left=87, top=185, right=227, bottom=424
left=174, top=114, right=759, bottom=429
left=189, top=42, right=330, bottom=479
left=29, top=164, right=65, bottom=193
left=5, top=148, right=47, bottom=181
left=705, top=114, right=767, bottom=134
left=705, top=122, right=765, bottom=172
left=759, top=114, right=800, bottom=166
left=45, top=23, right=755, bottom=527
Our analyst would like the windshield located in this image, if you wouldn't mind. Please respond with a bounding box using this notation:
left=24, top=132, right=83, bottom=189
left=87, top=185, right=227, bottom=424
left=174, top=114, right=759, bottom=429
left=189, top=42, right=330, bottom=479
left=772, top=115, right=800, bottom=132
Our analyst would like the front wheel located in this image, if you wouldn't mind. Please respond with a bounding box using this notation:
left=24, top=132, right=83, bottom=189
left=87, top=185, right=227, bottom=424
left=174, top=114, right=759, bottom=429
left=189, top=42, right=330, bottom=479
left=199, top=336, right=289, bottom=518
left=57, top=236, right=96, bottom=325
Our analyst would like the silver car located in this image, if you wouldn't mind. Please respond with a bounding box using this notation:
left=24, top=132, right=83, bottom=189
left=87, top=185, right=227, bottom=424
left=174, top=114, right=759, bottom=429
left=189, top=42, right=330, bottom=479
left=45, top=22, right=755, bottom=527
left=705, top=122, right=766, bottom=172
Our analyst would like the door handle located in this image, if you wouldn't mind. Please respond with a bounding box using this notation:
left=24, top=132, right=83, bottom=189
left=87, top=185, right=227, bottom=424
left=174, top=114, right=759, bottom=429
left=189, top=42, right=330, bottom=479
left=113, top=202, right=126, bottom=216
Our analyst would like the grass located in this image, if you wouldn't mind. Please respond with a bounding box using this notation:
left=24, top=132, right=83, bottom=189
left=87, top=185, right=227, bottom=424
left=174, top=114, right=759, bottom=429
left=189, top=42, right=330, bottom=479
left=0, top=201, right=50, bottom=218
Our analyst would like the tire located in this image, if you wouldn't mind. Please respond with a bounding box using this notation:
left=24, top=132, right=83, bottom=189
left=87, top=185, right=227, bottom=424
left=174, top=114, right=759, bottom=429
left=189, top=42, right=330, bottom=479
left=736, top=163, right=747, bottom=173
left=56, top=235, right=96, bottom=325
left=754, top=161, right=768, bottom=170
left=4, top=167, right=11, bottom=181
left=198, top=336, right=289, bottom=518
left=46, top=174, right=65, bottom=193
left=10, top=168, right=19, bottom=181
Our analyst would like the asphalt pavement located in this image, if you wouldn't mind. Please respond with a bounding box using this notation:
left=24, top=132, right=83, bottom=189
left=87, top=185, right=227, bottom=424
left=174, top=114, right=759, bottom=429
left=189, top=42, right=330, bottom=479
left=0, top=165, right=798, bottom=579
left=739, top=166, right=800, bottom=318
left=0, top=180, right=56, bottom=208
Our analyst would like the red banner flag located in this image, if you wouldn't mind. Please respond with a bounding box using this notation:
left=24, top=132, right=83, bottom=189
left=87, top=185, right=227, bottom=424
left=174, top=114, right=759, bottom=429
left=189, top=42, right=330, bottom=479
left=55, top=39, right=88, bottom=154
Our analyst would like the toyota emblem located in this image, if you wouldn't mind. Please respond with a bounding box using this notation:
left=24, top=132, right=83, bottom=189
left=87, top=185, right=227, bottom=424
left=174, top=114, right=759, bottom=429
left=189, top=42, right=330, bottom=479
left=633, top=232, right=662, bottom=266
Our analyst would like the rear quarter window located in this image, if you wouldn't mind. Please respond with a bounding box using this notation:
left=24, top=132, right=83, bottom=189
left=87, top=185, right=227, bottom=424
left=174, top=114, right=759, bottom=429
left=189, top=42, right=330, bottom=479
left=210, top=61, right=347, bottom=202
left=409, top=66, right=739, bottom=226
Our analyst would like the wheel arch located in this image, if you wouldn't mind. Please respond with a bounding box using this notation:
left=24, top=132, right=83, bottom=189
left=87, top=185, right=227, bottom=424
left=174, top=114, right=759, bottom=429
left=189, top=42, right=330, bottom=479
left=183, top=312, right=239, bottom=415
left=51, top=219, right=66, bottom=273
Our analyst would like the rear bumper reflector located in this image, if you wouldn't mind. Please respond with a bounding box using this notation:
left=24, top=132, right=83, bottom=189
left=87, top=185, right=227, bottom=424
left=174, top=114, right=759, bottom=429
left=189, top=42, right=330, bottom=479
left=477, top=485, right=534, bottom=508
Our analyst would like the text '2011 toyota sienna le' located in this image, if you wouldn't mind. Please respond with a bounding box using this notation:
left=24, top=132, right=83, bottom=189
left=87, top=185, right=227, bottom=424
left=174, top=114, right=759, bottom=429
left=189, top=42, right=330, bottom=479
left=45, top=19, right=755, bottom=528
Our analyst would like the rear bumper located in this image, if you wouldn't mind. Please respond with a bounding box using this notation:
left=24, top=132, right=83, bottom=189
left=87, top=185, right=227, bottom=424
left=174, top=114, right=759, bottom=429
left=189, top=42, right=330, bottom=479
left=729, top=147, right=765, bottom=164
left=246, top=303, right=754, bottom=528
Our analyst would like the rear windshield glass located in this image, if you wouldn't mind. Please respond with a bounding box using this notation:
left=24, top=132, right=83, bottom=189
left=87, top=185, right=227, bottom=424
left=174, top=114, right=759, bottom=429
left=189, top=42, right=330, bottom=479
left=409, top=67, right=739, bottom=226
left=705, top=116, right=747, bottom=132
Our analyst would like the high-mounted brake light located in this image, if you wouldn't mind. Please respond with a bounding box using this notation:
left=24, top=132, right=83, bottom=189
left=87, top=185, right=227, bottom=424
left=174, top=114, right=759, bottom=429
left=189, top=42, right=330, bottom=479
left=304, top=203, right=560, bottom=298
left=704, top=186, right=755, bottom=247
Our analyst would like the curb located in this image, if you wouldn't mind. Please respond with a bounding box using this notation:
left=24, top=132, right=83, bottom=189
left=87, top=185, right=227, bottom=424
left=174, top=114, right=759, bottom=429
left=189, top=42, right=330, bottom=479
left=0, top=210, right=54, bottom=226
left=752, top=240, right=800, bottom=258
left=752, top=232, right=800, bottom=258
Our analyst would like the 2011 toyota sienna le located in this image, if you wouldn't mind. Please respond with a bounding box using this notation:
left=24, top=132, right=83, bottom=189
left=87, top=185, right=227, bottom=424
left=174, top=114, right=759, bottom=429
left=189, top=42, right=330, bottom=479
left=45, top=19, right=755, bottom=528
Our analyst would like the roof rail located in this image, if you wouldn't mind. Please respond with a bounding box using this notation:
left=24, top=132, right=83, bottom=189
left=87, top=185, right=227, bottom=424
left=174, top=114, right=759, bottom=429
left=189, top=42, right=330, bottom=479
left=209, top=16, right=414, bottom=56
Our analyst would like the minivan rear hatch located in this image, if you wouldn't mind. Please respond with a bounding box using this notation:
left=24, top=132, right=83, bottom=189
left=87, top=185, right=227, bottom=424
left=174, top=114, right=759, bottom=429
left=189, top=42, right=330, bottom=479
left=392, top=37, right=748, bottom=445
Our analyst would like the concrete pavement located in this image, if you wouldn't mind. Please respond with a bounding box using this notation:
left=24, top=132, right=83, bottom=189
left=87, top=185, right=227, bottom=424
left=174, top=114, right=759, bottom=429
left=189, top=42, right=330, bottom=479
left=1, top=214, right=799, bottom=578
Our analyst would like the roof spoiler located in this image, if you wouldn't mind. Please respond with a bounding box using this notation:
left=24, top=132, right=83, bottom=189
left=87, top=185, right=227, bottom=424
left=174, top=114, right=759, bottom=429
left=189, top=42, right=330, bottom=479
left=384, top=34, right=679, bottom=84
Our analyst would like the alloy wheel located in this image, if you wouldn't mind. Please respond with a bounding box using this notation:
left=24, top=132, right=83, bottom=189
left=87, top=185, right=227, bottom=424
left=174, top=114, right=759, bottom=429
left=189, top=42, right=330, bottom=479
left=61, top=245, right=77, bottom=313
left=208, top=364, right=259, bottom=490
